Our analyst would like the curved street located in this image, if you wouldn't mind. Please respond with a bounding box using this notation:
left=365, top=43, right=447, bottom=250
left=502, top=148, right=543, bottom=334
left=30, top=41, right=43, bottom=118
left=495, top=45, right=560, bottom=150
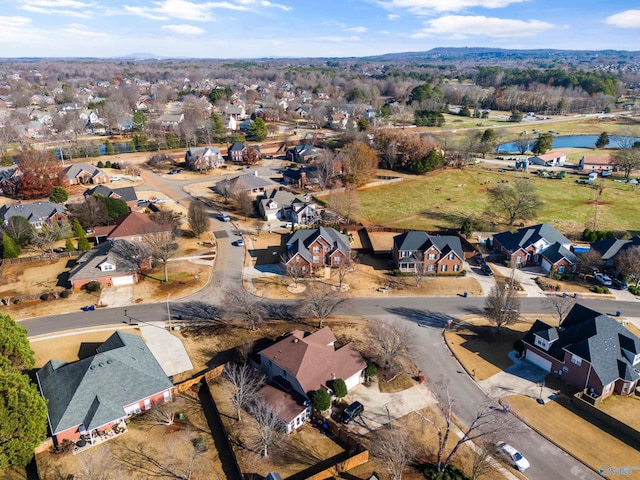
left=24, top=162, right=635, bottom=480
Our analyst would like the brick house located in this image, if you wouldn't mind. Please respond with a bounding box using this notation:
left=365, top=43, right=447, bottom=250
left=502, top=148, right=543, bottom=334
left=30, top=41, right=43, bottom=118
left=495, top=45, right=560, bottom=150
left=253, top=327, right=366, bottom=433
left=68, top=240, right=148, bottom=289
left=590, top=235, right=640, bottom=269
left=227, top=141, right=246, bottom=162
left=392, top=231, right=464, bottom=275
left=63, top=162, right=110, bottom=185
left=492, top=223, right=577, bottom=273
left=284, top=226, right=350, bottom=276
left=185, top=146, right=224, bottom=171
left=83, top=185, right=139, bottom=208
left=93, top=212, right=172, bottom=244
left=0, top=201, right=67, bottom=229
left=522, top=304, right=640, bottom=400
left=36, top=331, right=173, bottom=446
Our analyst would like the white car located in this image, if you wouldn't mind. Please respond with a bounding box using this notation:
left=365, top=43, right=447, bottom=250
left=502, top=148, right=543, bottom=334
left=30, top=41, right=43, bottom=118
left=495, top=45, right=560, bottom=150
left=496, top=441, right=530, bottom=472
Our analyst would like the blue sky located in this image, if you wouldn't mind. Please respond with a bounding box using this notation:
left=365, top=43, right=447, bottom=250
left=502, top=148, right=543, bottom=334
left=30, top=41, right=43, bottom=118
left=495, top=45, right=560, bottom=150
left=1, top=0, right=639, bottom=58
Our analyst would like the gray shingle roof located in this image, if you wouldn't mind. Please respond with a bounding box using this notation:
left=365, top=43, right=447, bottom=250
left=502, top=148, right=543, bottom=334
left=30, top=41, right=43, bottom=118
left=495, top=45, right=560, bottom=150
left=286, top=226, right=350, bottom=260
left=539, top=242, right=578, bottom=265
left=215, top=172, right=278, bottom=194
left=0, top=201, right=66, bottom=225
left=493, top=223, right=571, bottom=254
left=37, top=331, right=172, bottom=435
left=393, top=231, right=463, bottom=260
left=68, top=240, right=142, bottom=282
left=591, top=236, right=640, bottom=261
left=524, top=304, right=640, bottom=386
left=84, top=185, right=138, bottom=203
left=64, top=162, right=106, bottom=181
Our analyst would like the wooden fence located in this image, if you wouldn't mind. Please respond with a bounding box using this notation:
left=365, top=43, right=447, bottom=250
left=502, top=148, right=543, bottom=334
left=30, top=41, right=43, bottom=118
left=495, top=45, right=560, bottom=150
left=171, top=364, right=224, bottom=395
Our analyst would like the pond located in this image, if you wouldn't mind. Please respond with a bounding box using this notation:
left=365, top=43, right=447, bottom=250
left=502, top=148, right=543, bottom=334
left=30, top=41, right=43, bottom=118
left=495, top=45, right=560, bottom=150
left=497, top=135, right=640, bottom=154
left=54, top=142, right=131, bottom=160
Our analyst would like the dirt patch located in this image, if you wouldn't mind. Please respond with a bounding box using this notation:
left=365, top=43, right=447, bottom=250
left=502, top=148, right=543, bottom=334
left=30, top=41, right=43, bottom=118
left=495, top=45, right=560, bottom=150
left=0, top=258, right=73, bottom=297
left=506, top=393, right=640, bottom=473
left=378, top=373, right=417, bottom=393
left=131, top=260, right=212, bottom=305
left=445, top=317, right=548, bottom=381
left=36, top=390, right=224, bottom=480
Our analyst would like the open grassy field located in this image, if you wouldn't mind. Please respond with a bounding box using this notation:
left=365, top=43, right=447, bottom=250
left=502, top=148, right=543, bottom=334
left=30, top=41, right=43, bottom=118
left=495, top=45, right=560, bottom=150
left=340, top=164, right=640, bottom=235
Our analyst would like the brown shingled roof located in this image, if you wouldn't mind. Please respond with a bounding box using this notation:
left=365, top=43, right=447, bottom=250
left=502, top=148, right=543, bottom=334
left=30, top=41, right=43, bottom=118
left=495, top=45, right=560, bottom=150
left=93, top=212, right=171, bottom=240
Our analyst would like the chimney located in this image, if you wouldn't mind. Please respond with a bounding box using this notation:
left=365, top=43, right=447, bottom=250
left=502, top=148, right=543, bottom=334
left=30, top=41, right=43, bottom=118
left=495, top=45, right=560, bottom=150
left=293, top=338, right=299, bottom=343
left=331, top=372, right=336, bottom=380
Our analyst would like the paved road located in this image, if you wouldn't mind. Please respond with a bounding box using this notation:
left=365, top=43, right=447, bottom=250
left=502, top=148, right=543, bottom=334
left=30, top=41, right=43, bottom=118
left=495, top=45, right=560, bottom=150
left=26, top=163, right=634, bottom=479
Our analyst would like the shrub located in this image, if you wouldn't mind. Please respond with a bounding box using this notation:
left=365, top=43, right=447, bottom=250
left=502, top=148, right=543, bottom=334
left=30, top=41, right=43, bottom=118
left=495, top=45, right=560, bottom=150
left=311, top=389, right=331, bottom=412
left=77, top=237, right=91, bottom=251
left=332, top=379, right=348, bottom=399
left=96, top=160, right=104, bottom=168
left=423, top=463, right=470, bottom=479
left=591, top=286, right=610, bottom=294
left=364, top=362, right=377, bottom=379
left=65, top=238, right=76, bottom=252
left=393, top=269, right=412, bottom=277
left=105, top=160, right=112, bottom=168
left=40, top=293, right=53, bottom=301
left=85, top=281, right=101, bottom=292
left=59, top=290, right=72, bottom=298
left=49, top=186, right=69, bottom=203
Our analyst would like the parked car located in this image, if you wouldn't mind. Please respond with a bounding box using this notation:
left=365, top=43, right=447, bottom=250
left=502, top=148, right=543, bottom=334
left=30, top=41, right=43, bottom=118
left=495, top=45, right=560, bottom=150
left=612, top=278, right=629, bottom=290
left=480, top=263, right=493, bottom=275
left=595, top=273, right=612, bottom=286
left=500, top=305, right=519, bottom=313
left=220, top=212, right=231, bottom=222
left=110, top=176, right=121, bottom=181
left=235, top=239, right=244, bottom=247
left=168, top=169, right=181, bottom=174
left=496, top=441, right=530, bottom=472
left=137, top=199, right=148, bottom=205
left=341, top=401, right=364, bottom=424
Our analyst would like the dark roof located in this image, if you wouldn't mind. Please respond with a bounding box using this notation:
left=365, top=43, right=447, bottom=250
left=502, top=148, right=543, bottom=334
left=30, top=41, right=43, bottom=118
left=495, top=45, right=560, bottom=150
left=524, top=304, right=640, bottom=386
left=92, top=212, right=171, bottom=239
left=393, top=231, right=463, bottom=260
left=283, top=168, right=307, bottom=180
left=286, top=226, right=350, bottom=260
left=228, top=141, right=246, bottom=153
left=591, top=236, right=640, bottom=261
left=493, top=223, right=571, bottom=254
left=539, top=242, right=578, bottom=265
left=37, top=332, right=172, bottom=435
left=0, top=201, right=66, bottom=224
left=84, top=185, right=138, bottom=203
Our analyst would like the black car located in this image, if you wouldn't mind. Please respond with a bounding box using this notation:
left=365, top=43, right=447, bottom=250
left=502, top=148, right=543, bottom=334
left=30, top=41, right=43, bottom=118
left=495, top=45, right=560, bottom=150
left=480, top=263, right=493, bottom=275
left=612, top=278, right=628, bottom=290
left=341, top=401, right=364, bottom=424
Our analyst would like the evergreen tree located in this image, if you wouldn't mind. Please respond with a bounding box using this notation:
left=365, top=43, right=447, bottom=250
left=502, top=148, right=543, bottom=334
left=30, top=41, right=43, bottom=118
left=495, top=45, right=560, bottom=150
left=72, top=218, right=86, bottom=238
left=0, top=313, right=35, bottom=371
left=65, top=238, right=76, bottom=252
left=248, top=117, right=268, bottom=141
left=332, top=379, right=348, bottom=399
left=49, top=186, right=68, bottom=203
left=532, top=133, right=554, bottom=154
left=595, top=132, right=610, bottom=149
left=311, top=388, right=331, bottom=412
left=2, top=234, right=20, bottom=259
left=77, top=236, right=91, bottom=251
left=0, top=370, right=48, bottom=470
left=104, top=139, right=115, bottom=155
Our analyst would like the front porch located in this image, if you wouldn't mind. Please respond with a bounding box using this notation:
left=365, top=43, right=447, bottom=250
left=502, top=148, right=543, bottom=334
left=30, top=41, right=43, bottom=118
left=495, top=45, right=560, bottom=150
left=73, top=419, right=128, bottom=454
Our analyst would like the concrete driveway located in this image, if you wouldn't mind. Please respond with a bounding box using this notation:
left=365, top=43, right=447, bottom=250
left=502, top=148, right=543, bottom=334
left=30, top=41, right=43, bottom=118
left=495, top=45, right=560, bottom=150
left=140, top=325, right=193, bottom=377
left=341, top=379, right=437, bottom=435
left=99, top=285, right=134, bottom=308
left=491, top=264, right=546, bottom=298
left=478, top=351, right=557, bottom=402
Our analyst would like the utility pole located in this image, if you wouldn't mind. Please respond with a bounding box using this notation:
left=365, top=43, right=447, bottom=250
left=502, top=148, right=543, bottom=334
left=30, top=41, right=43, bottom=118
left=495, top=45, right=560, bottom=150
left=166, top=293, right=171, bottom=329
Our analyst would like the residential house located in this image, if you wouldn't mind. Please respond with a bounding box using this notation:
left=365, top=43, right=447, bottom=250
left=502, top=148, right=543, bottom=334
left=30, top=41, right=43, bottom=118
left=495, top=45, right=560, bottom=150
left=282, top=167, right=310, bottom=188
left=327, top=113, right=349, bottom=130
left=285, top=144, right=317, bottom=163
left=215, top=171, right=278, bottom=198
left=64, top=162, right=110, bottom=185
left=284, top=226, right=350, bottom=275
left=392, top=231, right=464, bottom=275
left=83, top=185, right=139, bottom=208
left=254, top=327, right=366, bottom=433
left=294, top=105, right=310, bottom=118
left=224, top=103, right=246, bottom=120
left=185, top=146, right=224, bottom=171
left=0, top=168, right=19, bottom=195
left=258, top=190, right=320, bottom=225
left=227, top=141, right=247, bottom=162
left=590, top=236, right=640, bottom=268
left=523, top=304, right=640, bottom=399
left=0, top=201, right=67, bottom=229
left=290, top=197, right=320, bottom=226
left=493, top=223, right=576, bottom=273
left=68, top=240, right=147, bottom=289
left=36, top=331, right=173, bottom=446
left=529, top=152, right=566, bottom=167
left=537, top=242, right=580, bottom=275
left=93, top=212, right=172, bottom=244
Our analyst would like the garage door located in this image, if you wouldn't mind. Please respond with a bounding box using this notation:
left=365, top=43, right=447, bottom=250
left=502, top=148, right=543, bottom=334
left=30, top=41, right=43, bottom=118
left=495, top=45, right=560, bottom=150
left=344, top=371, right=362, bottom=391
left=112, top=275, right=135, bottom=286
left=541, top=258, right=552, bottom=272
left=526, top=350, right=552, bottom=372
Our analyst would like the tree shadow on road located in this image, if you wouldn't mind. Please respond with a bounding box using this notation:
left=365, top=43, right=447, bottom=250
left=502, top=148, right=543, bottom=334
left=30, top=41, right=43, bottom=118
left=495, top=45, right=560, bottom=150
left=385, top=307, right=455, bottom=328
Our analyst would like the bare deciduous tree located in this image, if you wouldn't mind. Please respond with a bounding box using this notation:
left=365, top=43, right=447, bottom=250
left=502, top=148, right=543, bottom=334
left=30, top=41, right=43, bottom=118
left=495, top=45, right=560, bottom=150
left=484, top=282, right=520, bottom=334
left=145, top=235, right=178, bottom=283
left=235, top=191, right=254, bottom=219
left=423, top=383, right=509, bottom=474
left=335, top=252, right=358, bottom=289
left=615, top=246, right=640, bottom=288
left=577, top=249, right=603, bottom=273
left=469, top=440, right=494, bottom=480
left=187, top=200, right=210, bottom=238
left=281, top=251, right=305, bottom=288
left=68, top=195, right=108, bottom=229
left=250, top=402, right=284, bottom=457
left=223, top=285, right=265, bottom=330
left=373, top=428, right=413, bottom=480
left=300, top=283, right=347, bottom=328
left=370, top=320, right=414, bottom=369
left=111, top=239, right=152, bottom=270
left=545, top=294, right=576, bottom=325
left=224, top=363, right=265, bottom=421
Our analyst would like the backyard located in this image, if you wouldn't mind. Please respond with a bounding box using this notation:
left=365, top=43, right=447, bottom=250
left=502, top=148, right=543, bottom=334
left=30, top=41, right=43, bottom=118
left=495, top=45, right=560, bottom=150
left=326, top=164, right=640, bottom=234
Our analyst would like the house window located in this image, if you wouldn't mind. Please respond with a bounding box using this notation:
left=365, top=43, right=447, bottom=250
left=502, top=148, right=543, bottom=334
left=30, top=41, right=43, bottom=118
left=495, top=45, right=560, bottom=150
left=558, top=265, right=565, bottom=274
left=313, top=255, right=320, bottom=263
left=571, top=354, right=582, bottom=366
left=302, top=266, right=307, bottom=273
left=124, top=404, right=141, bottom=415
left=296, top=256, right=300, bottom=262
left=448, top=253, right=455, bottom=260
left=603, top=383, right=612, bottom=393
left=313, top=246, right=320, bottom=253
left=427, top=265, right=435, bottom=271
left=623, top=384, right=629, bottom=393
left=325, top=246, right=330, bottom=252
left=102, top=264, right=115, bottom=271
left=562, top=366, right=569, bottom=373
left=334, top=256, right=341, bottom=264
left=441, top=265, right=448, bottom=272
left=428, top=253, right=437, bottom=260
left=453, top=264, right=460, bottom=272
left=163, top=391, right=171, bottom=402
left=144, top=398, right=151, bottom=410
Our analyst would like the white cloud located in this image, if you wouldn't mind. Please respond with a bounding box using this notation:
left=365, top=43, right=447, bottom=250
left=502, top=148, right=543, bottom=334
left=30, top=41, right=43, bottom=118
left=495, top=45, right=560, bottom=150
left=318, top=35, right=361, bottom=42
left=61, top=23, right=112, bottom=37
left=123, top=0, right=291, bottom=22
left=161, top=24, right=207, bottom=35
left=345, top=26, right=367, bottom=33
left=606, top=10, right=640, bottom=28
left=411, top=15, right=554, bottom=38
left=387, top=14, right=400, bottom=20
left=18, top=0, right=95, bottom=18
left=378, top=0, right=528, bottom=14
